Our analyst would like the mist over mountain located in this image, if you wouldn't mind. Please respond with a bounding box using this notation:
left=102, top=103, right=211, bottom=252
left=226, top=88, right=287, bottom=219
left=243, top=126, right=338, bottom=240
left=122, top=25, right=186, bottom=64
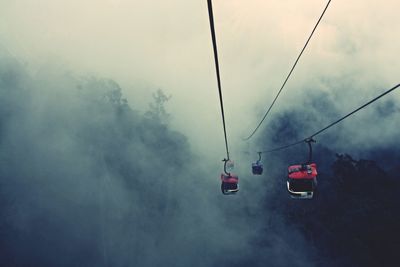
left=0, top=51, right=315, bottom=267
left=1, top=44, right=399, bottom=267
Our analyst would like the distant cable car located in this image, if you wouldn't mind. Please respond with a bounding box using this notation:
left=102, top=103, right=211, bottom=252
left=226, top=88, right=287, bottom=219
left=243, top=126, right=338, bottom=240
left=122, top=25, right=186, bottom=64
left=221, top=159, right=239, bottom=195
left=252, top=152, right=263, bottom=175
left=287, top=138, right=318, bottom=199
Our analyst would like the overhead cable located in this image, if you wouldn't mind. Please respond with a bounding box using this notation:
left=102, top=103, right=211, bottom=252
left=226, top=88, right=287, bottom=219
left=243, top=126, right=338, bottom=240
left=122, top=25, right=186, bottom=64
left=207, top=0, right=231, bottom=159
left=244, top=0, right=333, bottom=140
left=259, top=83, right=400, bottom=153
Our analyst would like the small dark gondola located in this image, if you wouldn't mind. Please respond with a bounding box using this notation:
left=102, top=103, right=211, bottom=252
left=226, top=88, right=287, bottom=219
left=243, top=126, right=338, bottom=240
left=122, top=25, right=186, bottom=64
left=252, top=152, right=263, bottom=175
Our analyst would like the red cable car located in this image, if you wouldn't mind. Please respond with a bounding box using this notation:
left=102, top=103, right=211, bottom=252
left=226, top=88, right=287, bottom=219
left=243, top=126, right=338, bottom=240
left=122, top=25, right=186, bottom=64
left=287, top=163, right=317, bottom=199
left=221, top=173, right=239, bottom=195
left=220, top=159, right=239, bottom=195
left=286, top=138, right=318, bottom=199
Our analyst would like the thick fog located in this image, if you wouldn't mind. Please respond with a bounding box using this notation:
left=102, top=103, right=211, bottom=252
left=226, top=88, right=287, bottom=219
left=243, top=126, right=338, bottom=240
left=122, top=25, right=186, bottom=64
left=1, top=0, right=399, bottom=156
left=0, top=0, right=399, bottom=266
left=0, top=50, right=319, bottom=267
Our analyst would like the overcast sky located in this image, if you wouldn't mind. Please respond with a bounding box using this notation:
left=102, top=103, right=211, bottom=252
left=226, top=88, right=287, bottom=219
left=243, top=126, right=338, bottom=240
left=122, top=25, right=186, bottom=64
left=1, top=2, right=399, bottom=266
left=0, top=0, right=399, bottom=160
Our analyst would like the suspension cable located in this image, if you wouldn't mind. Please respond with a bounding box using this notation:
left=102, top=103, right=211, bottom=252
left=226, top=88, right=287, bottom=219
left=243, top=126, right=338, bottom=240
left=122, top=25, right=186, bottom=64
left=244, top=0, right=332, bottom=140
left=207, top=0, right=230, bottom=159
left=259, top=83, right=400, bottom=153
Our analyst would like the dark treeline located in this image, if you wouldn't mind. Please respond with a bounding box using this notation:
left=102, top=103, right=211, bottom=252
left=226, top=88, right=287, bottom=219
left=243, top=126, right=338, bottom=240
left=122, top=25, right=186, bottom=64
left=258, top=102, right=400, bottom=267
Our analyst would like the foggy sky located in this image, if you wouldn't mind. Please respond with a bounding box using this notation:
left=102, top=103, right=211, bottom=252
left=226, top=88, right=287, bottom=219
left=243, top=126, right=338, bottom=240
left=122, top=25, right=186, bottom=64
left=0, top=1, right=399, bottom=266
left=1, top=0, right=399, bottom=160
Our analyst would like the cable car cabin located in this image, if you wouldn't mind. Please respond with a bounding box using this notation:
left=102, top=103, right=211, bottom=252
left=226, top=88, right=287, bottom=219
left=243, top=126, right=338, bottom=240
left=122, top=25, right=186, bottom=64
left=287, top=163, right=317, bottom=199
left=252, top=162, right=263, bottom=175
left=221, top=173, right=239, bottom=195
